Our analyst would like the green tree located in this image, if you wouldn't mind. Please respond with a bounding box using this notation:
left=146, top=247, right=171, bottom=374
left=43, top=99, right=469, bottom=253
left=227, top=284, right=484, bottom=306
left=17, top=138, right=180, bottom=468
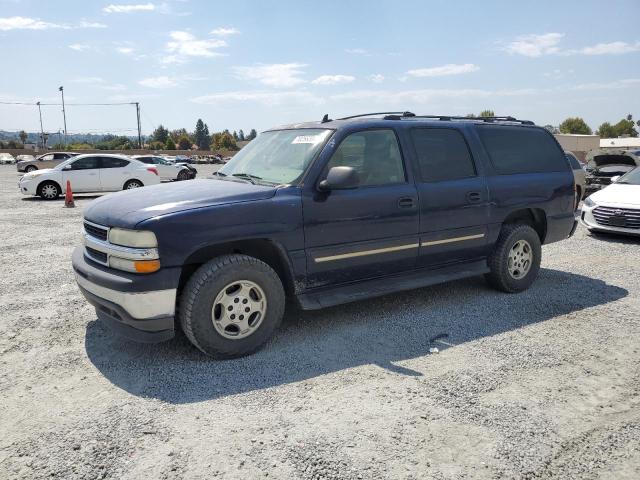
left=194, top=119, right=212, bottom=150
left=479, top=110, right=495, bottom=117
left=177, top=135, right=192, bottom=150
left=148, top=140, right=165, bottom=150
left=611, top=116, right=638, bottom=137
left=596, top=122, right=616, bottom=138
left=233, top=130, right=239, bottom=141
left=19, top=130, right=28, bottom=145
left=238, top=129, right=245, bottom=141
left=544, top=124, right=559, bottom=134
left=558, top=117, right=592, bottom=135
left=170, top=128, right=190, bottom=142
left=247, top=129, right=257, bottom=140
left=165, top=137, right=176, bottom=150
left=152, top=125, right=169, bottom=144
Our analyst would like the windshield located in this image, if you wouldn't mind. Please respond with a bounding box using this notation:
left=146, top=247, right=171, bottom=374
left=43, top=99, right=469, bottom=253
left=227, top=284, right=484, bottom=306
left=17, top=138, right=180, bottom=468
left=618, top=167, right=640, bottom=185
left=218, top=129, right=332, bottom=185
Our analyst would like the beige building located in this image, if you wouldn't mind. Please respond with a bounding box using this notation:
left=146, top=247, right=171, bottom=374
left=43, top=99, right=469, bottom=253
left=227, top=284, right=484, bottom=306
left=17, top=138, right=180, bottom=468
left=553, top=134, right=600, bottom=161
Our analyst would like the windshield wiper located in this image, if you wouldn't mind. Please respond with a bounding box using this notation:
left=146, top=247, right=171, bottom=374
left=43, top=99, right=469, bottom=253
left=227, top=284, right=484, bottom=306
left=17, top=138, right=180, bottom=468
left=213, top=171, right=227, bottom=177
left=231, top=173, right=263, bottom=184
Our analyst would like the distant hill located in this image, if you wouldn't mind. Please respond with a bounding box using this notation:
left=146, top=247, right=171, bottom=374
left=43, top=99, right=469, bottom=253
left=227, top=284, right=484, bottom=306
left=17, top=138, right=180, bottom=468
left=0, top=130, right=138, bottom=145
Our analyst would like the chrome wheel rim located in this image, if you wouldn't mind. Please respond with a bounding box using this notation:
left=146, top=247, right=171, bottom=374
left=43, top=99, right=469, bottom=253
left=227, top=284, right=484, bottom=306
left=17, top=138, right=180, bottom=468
left=508, top=239, right=533, bottom=279
left=126, top=182, right=141, bottom=189
left=211, top=280, right=267, bottom=339
left=41, top=184, right=57, bottom=199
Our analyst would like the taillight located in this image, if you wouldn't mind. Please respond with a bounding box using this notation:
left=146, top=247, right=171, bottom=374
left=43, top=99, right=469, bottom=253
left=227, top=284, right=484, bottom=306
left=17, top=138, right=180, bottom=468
left=147, top=167, right=158, bottom=176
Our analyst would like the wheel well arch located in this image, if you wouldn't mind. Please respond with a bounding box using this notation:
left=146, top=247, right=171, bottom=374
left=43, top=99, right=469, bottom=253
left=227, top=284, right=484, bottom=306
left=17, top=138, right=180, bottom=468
left=37, top=179, right=62, bottom=194
left=123, top=178, right=144, bottom=189
left=502, top=208, right=547, bottom=242
left=178, top=239, right=296, bottom=296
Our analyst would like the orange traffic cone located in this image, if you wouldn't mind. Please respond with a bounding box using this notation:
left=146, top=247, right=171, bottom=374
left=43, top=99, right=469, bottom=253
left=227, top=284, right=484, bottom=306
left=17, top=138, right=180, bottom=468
left=64, top=180, right=75, bottom=208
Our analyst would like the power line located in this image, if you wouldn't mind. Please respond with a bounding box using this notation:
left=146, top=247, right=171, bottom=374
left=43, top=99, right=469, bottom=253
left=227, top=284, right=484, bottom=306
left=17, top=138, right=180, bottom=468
left=0, top=101, right=136, bottom=106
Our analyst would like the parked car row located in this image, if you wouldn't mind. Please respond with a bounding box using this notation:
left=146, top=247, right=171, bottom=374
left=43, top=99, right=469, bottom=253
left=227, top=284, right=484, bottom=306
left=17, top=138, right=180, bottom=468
left=0, top=153, right=17, bottom=164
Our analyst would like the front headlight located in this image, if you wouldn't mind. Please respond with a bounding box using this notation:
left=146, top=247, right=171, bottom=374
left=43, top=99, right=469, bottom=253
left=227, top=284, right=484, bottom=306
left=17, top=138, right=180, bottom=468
left=583, top=196, right=596, bottom=208
left=108, top=228, right=157, bottom=248
left=109, top=256, right=160, bottom=273
left=23, top=171, right=43, bottom=179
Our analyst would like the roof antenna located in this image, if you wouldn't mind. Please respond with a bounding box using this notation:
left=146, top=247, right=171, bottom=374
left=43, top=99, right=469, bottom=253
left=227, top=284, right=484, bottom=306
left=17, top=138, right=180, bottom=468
left=321, top=114, right=332, bottom=123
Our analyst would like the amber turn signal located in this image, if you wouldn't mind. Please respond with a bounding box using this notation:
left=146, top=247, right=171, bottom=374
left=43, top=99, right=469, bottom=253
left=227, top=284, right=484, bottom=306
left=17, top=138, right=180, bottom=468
left=133, top=260, right=161, bottom=273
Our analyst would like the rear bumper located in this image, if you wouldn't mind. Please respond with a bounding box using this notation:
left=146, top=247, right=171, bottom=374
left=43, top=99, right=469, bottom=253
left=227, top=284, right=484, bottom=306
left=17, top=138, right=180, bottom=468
left=72, top=246, right=179, bottom=343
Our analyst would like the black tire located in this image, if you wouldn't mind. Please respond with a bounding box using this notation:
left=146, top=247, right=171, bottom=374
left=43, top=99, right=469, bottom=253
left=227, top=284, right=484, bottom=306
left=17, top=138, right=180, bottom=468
left=485, top=223, right=541, bottom=293
left=179, top=254, right=285, bottom=358
left=38, top=181, right=60, bottom=200
left=177, top=169, right=190, bottom=181
left=25, top=165, right=37, bottom=173
left=123, top=179, right=143, bottom=190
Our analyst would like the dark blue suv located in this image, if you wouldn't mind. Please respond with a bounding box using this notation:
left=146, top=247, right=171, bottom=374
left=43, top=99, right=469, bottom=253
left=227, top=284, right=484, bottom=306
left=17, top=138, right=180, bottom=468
left=73, top=113, right=578, bottom=358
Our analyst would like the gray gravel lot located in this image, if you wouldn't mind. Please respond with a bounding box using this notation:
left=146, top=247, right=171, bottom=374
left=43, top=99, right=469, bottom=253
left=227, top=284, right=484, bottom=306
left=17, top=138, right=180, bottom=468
left=0, top=163, right=639, bottom=479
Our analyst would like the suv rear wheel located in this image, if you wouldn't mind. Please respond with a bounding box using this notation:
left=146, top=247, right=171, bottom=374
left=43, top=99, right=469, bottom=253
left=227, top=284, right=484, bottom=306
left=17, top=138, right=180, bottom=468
left=179, top=254, right=285, bottom=358
left=485, top=223, right=541, bottom=293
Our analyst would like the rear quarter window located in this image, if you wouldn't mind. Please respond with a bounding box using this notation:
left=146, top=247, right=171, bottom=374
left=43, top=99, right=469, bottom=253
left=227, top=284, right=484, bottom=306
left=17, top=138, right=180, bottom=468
left=477, top=125, right=566, bottom=175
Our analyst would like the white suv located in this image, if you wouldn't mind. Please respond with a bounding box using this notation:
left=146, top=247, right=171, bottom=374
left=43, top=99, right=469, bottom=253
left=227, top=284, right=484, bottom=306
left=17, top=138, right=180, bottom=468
left=18, top=154, right=161, bottom=199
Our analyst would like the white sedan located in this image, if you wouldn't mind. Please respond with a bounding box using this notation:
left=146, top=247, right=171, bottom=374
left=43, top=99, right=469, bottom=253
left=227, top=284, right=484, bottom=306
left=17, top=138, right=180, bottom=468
left=581, top=167, right=640, bottom=236
left=0, top=153, right=16, bottom=164
left=18, top=153, right=161, bottom=200
left=132, top=155, right=193, bottom=181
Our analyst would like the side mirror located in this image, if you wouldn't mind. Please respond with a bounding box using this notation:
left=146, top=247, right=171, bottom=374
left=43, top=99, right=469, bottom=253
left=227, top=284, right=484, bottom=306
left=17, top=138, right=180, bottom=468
left=318, top=166, right=359, bottom=191
left=610, top=175, right=620, bottom=183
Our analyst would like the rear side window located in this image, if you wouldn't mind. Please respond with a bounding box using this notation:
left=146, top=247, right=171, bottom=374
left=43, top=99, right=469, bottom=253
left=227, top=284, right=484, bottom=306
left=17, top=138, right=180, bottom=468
left=477, top=126, right=566, bottom=174
left=137, top=157, right=153, bottom=164
left=411, top=128, right=476, bottom=182
left=101, top=157, right=130, bottom=168
left=565, top=153, right=581, bottom=169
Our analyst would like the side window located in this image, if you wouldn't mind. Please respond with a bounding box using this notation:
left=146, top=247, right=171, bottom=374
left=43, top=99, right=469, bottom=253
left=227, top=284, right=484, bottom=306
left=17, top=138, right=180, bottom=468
left=477, top=126, right=566, bottom=175
left=411, top=128, right=476, bottom=182
left=101, top=157, right=130, bottom=168
left=70, top=157, right=100, bottom=170
left=41, top=154, right=54, bottom=161
left=138, top=157, right=153, bottom=164
left=326, top=129, right=405, bottom=187
left=53, top=153, right=67, bottom=160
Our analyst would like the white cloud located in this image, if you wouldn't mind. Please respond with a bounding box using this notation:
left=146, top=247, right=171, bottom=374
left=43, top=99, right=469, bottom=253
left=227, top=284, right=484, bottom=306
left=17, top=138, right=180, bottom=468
left=138, top=76, right=178, bottom=88
left=166, top=31, right=227, bottom=58
left=210, top=27, right=240, bottom=36
left=69, top=43, right=91, bottom=51
left=345, top=48, right=370, bottom=56
left=579, top=41, right=640, bottom=55
left=191, top=90, right=323, bottom=107
left=407, top=63, right=480, bottom=78
left=233, top=63, right=307, bottom=88
left=116, top=47, right=134, bottom=54
left=369, top=74, right=384, bottom=83
left=311, top=75, right=355, bottom=86
left=103, top=3, right=156, bottom=13
left=0, top=16, right=67, bottom=31
left=78, top=20, right=107, bottom=28
left=504, top=33, right=564, bottom=57
left=0, top=16, right=107, bottom=31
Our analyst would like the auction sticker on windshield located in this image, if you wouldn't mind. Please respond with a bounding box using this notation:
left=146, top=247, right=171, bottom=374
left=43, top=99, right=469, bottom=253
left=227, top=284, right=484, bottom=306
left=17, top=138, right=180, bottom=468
left=292, top=134, right=325, bottom=144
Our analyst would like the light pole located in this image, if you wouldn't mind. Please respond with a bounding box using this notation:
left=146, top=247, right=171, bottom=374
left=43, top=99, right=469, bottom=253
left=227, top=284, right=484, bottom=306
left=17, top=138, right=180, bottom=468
left=58, top=86, right=67, bottom=146
left=36, top=101, right=45, bottom=150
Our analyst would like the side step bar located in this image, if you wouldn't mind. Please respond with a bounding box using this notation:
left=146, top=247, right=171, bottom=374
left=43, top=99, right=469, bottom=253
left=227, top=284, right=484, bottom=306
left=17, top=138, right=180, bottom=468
left=296, top=260, right=489, bottom=310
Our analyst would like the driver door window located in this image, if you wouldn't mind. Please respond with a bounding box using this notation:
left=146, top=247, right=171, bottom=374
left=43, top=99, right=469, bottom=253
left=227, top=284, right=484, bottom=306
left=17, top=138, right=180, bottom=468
left=325, top=129, right=406, bottom=186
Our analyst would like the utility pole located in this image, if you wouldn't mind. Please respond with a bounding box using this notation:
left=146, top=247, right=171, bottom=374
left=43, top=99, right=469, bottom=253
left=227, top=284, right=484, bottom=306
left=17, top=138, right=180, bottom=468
left=135, top=102, right=142, bottom=148
left=58, top=86, right=67, bottom=146
left=36, top=101, right=45, bottom=150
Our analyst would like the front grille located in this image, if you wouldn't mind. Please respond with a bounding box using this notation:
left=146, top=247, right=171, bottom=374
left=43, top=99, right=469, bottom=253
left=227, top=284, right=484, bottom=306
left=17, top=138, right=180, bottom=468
left=84, top=222, right=108, bottom=241
left=86, top=246, right=108, bottom=264
left=593, top=206, right=640, bottom=229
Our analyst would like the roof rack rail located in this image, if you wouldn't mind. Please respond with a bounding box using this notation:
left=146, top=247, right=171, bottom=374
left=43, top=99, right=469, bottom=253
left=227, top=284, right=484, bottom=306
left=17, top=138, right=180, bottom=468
left=338, top=111, right=415, bottom=120
left=336, top=112, right=534, bottom=125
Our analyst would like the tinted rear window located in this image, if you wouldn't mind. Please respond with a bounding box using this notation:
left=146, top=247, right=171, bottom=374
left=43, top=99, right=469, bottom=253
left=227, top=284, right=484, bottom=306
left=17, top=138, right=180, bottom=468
left=410, top=128, right=476, bottom=182
left=477, top=126, right=566, bottom=174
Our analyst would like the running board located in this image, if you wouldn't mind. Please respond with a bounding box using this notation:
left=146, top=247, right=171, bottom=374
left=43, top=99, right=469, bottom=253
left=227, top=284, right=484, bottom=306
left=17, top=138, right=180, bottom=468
left=296, top=260, right=489, bottom=310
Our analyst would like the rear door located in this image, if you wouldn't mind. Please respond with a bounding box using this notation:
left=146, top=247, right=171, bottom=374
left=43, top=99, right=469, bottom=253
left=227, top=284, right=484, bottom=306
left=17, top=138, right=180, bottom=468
left=62, top=156, right=101, bottom=192
left=302, top=128, right=419, bottom=288
left=409, top=127, right=490, bottom=267
left=98, top=157, right=132, bottom=191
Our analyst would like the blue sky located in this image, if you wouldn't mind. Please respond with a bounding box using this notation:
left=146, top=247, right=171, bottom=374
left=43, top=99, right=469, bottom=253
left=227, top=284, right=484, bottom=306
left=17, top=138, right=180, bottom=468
left=1, top=0, right=639, bottom=136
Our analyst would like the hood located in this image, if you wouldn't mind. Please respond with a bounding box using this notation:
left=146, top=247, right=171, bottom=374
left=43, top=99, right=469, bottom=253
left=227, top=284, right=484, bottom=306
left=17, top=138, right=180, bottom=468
left=22, top=168, right=54, bottom=178
left=591, top=183, right=640, bottom=207
left=84, top=178, right=277, bottom=227
left=587, top=154, right=639, bottom=170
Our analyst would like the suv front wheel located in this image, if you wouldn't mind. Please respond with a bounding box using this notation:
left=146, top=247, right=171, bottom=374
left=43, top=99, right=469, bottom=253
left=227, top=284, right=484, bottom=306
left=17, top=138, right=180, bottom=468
left=179, top=254, right=285, bottom=358
left=485, top=223, right=541, bottom=293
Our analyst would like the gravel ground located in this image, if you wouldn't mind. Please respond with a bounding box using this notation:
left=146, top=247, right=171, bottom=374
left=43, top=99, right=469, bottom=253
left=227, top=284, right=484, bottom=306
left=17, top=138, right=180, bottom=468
left=0, top=163, right=639, bottom=479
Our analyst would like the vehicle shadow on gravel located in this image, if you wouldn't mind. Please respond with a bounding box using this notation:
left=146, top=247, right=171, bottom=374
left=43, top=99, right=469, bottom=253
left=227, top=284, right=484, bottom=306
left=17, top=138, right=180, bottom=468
left=84, top=268, right=627, bottom=403
left=588, top=231, right=640, bottom=245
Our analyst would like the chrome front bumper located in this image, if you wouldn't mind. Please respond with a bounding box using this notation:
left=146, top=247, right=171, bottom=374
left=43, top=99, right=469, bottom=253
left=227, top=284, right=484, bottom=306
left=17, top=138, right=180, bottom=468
left=580, top=204, right=640, bottom=236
